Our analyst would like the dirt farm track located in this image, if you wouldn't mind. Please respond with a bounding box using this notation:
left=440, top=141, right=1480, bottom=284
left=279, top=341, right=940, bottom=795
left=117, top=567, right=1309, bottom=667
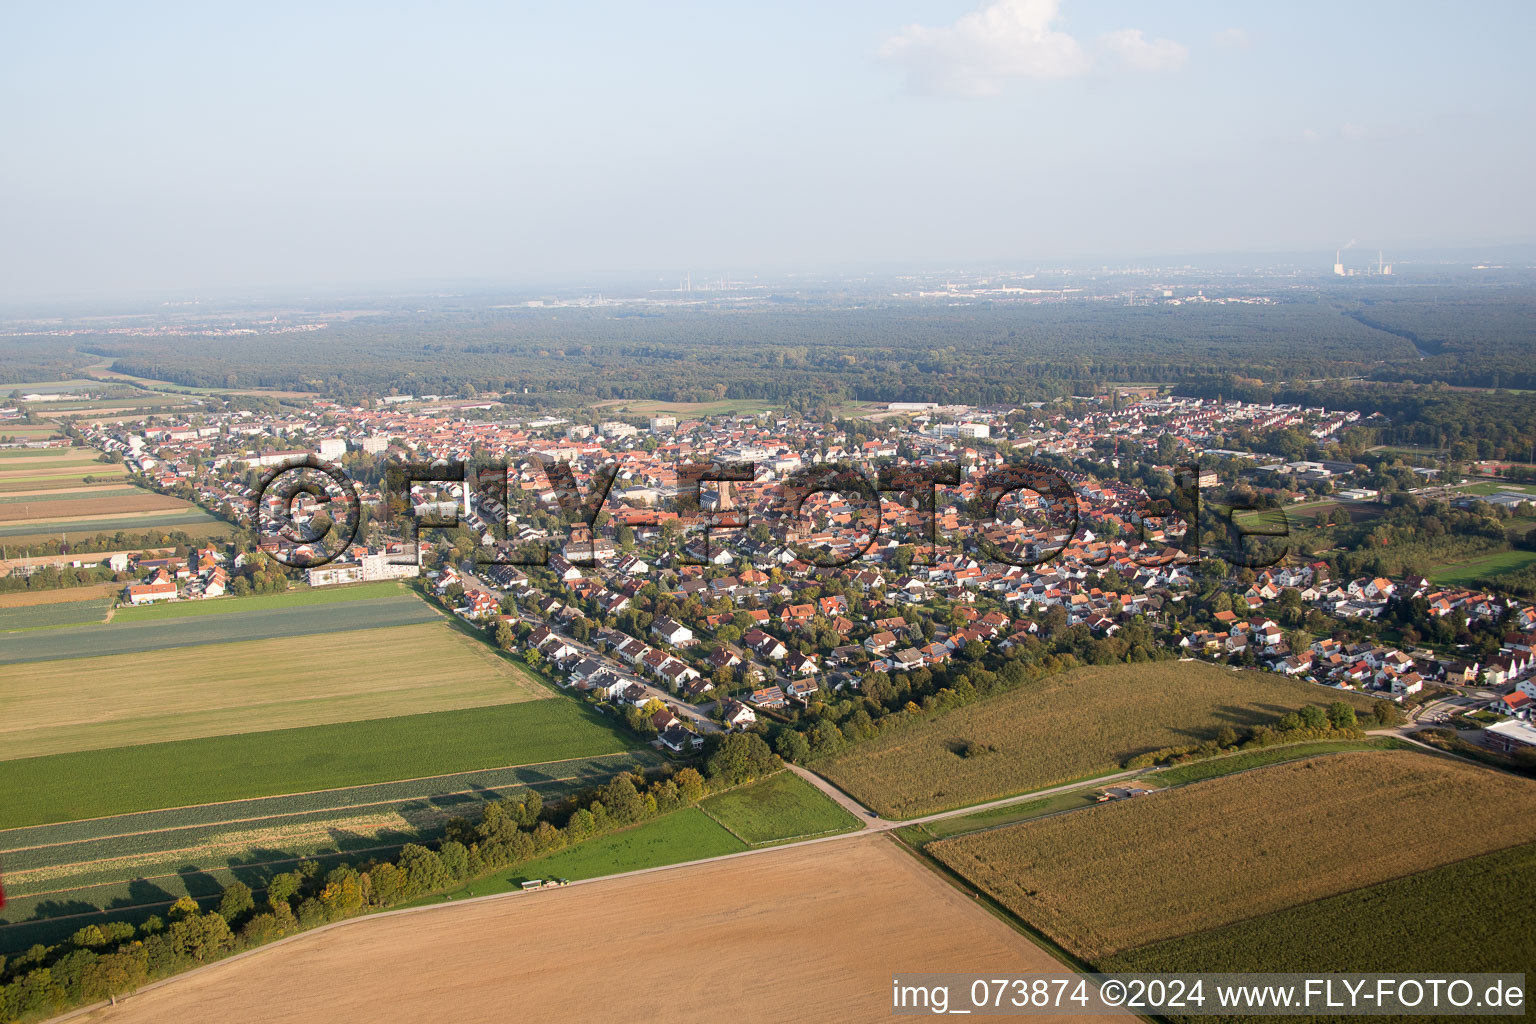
left=73, top=835, right=1127, bottom=1024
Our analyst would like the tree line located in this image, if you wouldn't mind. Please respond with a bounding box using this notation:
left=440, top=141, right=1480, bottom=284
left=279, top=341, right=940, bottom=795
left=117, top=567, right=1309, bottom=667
left=0, top=735, right=780, bottom=1023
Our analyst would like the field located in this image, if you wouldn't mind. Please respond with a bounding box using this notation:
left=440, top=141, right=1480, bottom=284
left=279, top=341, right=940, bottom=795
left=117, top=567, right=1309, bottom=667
left=0, top=591, right=439, bottom=664
left=0, top=752, right=658, bottom=951
left=0, top=483, right=145, bottom=503
left=928, top=751, right=1536, bottom=960
left=0, top=699, right=636, bottom=828
left=909, top=790, right=1108, bottom=841
left=0, top=448, right=127, bottom=493
left=816, top=662, right=1377, bottom=817
left=589, top=397, right=776, bottom=417
left=0, top=489, right=186, bottom=523
left=1149, top=736, right=1411, bottom=785
left=0, top=507, right=228, bottom=540
left=0, top=468, right=127, bottom=492
left=0, top=582, right=123, bottom=607
left=0, top=593, right=113, bottom=630
left=0, top=425, right=65, bottom=438
left=697, top=771, right=861, bottom=846
left=1457, top=481, right=1536, bottom=497
left=1428, top=547, right=1536, bottom=586
left=906, top=739, right=1411, bottom=843
left=109, top=580, right=407, bottom=622
left=75, top=836, right=1102, bottom=1024
left=1100, top=841, right=1536, bottom=991
left=3, top=621, right=552, bottom=760
left=507, top=807, right=746, bottom=881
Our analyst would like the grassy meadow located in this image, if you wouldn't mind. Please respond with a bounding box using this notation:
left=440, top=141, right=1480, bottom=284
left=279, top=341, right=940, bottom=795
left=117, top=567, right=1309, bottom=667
left=817, top=661, right=1376, bottom=817
left=0, top=699, right=636, bottom=828
left=699, top=771, right=860, bottom=845
left=109, top=580, right=407, bottom=622
left=0, top=594, right=114, bottom=631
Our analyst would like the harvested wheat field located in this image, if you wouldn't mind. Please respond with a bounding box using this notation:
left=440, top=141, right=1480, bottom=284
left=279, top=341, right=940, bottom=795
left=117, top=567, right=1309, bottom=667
left=930, top=750, right=1536, bottom=960
left=79, top=835, right=1128, bottom=1024
left=0, top=490, right=186, bottom=522
left=0, top=583, right=123, bottom=608
left=2, top=622, right=548, bottom=759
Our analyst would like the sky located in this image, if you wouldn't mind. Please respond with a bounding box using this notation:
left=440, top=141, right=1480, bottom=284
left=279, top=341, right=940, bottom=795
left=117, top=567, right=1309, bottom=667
left=2, top=0, right=1533, bottom=301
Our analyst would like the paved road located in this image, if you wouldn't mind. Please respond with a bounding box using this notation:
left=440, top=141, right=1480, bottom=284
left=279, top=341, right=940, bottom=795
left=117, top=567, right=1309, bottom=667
left=785, top=763, right=1150, bottom=833
left=457, top=564, right=722, bottom=734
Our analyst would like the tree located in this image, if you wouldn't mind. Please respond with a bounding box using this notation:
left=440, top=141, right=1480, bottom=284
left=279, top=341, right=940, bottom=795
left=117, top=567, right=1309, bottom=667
left=1327, top=701, right=1358, bottom=730
left=706, top=733, right=779, bottom=785
left=674, top=767, right=706, bottom=803
left=396, top=844, right=451, bottom=896
left=215, top=882, right=254, bottom=924
left=1372, top=700, right=1405, bottom=727
left=1216, top=725, right=1239, bottom=748
left=1298, top=704, right=1329, bottom=731
left=601, top=774, right=645, bottom=825
left=775, top=729, right=811, bottom=764
left=167, top=896, right=200, bottom=922
left=494, top=621, right=516, bottom=651
left=167, top=909, right=233, bottom=962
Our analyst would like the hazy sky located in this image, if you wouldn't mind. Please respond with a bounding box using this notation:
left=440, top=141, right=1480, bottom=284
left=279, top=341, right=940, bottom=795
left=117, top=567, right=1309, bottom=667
left=3, top=0, right=1533, bottom=300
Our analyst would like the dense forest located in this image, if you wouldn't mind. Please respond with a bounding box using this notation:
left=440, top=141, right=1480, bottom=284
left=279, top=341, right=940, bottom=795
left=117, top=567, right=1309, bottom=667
left=3, top=300, right=1409, bottom=403
left=4, top=291, right=1534, bottom=445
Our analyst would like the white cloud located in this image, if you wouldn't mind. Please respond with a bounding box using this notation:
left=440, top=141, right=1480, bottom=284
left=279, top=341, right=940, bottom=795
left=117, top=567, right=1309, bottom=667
left=879, top=0, right=1091, bottom=97
left=1097, top=28, right=1188, bottom=72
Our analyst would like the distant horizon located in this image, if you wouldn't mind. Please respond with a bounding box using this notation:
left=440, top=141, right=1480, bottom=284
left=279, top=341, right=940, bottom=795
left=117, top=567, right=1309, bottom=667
left=4, top=1, right=1533, bottom=305
left=5, top=239, right=1536, bottom=318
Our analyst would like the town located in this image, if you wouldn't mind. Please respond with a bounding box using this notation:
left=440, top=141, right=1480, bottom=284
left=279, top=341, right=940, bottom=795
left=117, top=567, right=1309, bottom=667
left=8, top=386, right=1533, bottom=762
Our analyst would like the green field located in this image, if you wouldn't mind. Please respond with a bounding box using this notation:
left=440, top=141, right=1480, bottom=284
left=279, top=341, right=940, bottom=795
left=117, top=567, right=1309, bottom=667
left=0, top=507, right=225, bottom=538
left=698, top=771, right=860, bottom=846
left=0, top=448, right=100, bottom=463
left=5, top=621, right=551, bottom=760
left=0, top=485, right=144, bottom=503
left=0, top=699, right=636, bottom=828
left=0, top=751, right=657, bottom=951
left=0, top=425, right=65, bottom=437
left=1102, top=842, right=1536, bottom=1021
left=1458, top=482, right=1536, bottom=497
left=816, top=662, right=1377, bottom=818
left=410, top=772, right=868, bottom=908
left=0, top=449, right=93, bottom=460
left=110, top=580, right=408, bottom=622
left=413, top=808, right=747, bottom=908
left=0, top=592, right=439, bottom=664
left=1428, top=547, right=1536, bottom=587
left=910, top=790, right=1106, bottom=842
left=0, top=595, right=113, bottom=631
left=0, top=467, right=128, bottom=493
left=1149, top=736, right=1412, bottom=785
left=0, top=475, right=131, bottom=494
left=510, top=807, right=747, bottom=881
left=591, top=398, right=774, bottom=418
